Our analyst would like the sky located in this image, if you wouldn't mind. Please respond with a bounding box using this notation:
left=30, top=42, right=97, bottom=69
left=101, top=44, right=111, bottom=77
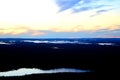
left=0, top=0, right=120, bottom=38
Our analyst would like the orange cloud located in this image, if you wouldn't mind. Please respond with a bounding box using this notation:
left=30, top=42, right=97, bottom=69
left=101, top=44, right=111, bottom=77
left=50, top=25, right=120, bottom=32
left=0, top=27, right=29, bottom=35
left=32, top=31, right=45, bottom=36
left=0, top=26, right=46, bottom=36
left=107, top=25, right=120, bottom=30
left=0, top=24, right=120, bottom=36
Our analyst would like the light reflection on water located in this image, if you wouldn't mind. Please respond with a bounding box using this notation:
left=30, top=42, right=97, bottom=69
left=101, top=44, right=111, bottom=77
left=0, top=68, right=91, bottom=77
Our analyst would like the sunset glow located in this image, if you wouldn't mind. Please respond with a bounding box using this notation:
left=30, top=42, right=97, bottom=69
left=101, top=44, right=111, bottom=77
left=0, top=0, right=120, bottom=38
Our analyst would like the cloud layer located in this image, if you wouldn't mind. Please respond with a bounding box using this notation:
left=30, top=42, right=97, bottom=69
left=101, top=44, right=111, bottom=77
left=0, top=0, right=120, bottom=38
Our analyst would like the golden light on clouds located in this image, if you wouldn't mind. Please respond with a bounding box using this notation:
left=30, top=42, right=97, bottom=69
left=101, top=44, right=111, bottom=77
left=0, top=27, right=29, bottom=35
left=0, top=0, right=120, bottom=37
left=32, top=31, right=45, bottom=36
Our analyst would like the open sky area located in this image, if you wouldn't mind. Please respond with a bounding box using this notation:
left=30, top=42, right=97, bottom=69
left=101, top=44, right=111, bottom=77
left=0, top=0, right=120, bottom=38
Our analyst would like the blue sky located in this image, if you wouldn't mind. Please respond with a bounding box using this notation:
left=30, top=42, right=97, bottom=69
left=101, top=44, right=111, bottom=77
left=0, top=0, right=120, bottom=38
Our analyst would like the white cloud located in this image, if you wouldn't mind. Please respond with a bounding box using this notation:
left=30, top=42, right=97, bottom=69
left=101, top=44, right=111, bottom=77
left=0, top=0, right=120, bottom=37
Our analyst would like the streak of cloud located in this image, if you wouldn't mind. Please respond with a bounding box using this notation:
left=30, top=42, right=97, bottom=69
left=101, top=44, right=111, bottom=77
left=0, top=26, right=46, bottom=36
left=55, top=0, right=80, bottom=12
left=0, top=0, right=120, bottom=38
left=90, top=8, right=114, bottom=17
left=0, top=27, right=29, bottom=35
left=56, top=0, right=112, bottom=13
left=50, top=25, right=120, bottom=32
left=31, top=31, right=45, bottom=36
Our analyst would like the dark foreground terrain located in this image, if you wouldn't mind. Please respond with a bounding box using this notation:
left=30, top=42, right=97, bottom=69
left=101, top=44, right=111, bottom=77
left=0, top=38, right=120, bottom=79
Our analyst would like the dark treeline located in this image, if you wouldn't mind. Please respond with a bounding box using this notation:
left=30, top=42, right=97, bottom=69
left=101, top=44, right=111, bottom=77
left=0, top=38, right=120, bottom=79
